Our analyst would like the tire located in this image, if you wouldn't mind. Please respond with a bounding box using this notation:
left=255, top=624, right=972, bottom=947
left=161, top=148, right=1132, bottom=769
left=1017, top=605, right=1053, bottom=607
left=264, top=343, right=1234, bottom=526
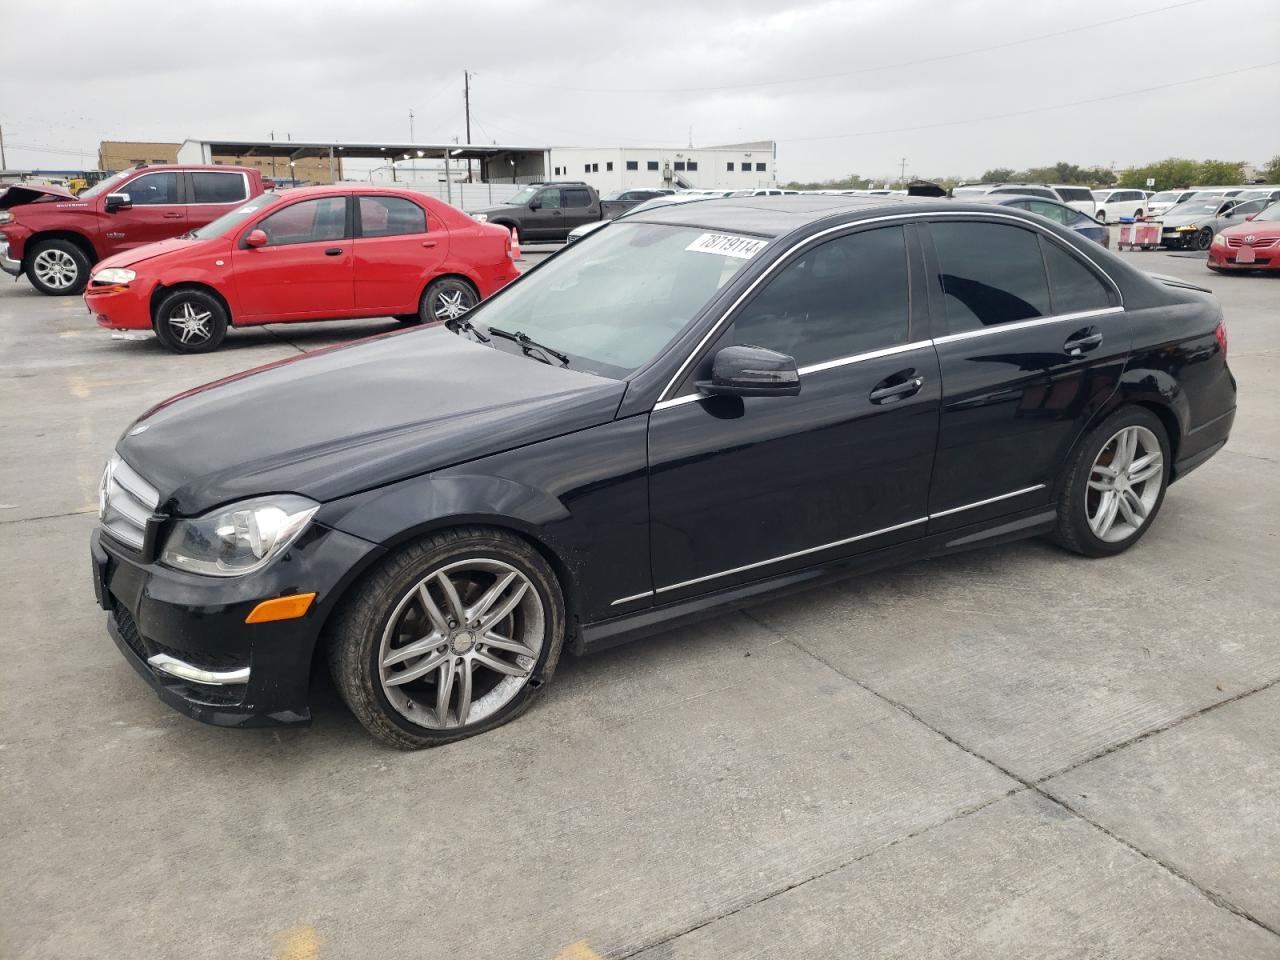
left=1194, top=227, right=1214, bottom=251
left=26, top=238, right=91, bottom=295
left=1134, top=209, right=1144, bottom=220
left=1053, top=407, right=1171, bottom=558
left=419, top=276, right=479, bottom=325
left=1096, top=210, right=1107, bottom=223
left=153, top=288, right=228, bottom=353
left=329, top=526, right=566, bottom=749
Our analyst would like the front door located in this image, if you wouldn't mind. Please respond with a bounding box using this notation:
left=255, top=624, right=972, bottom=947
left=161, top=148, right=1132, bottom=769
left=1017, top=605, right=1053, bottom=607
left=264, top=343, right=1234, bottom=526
left=524, top=187, right=565, bottom=240
left=560, top=186, right=596, bottom=235
left=232, top=195, right=354, bottom=321
left=353, top=194, right=444, bottom=313
left=105, top=170, right=186, bottom=250
left=920, top=218, right=1129, bottom=532
left=647, top=224, right=939, bottom=603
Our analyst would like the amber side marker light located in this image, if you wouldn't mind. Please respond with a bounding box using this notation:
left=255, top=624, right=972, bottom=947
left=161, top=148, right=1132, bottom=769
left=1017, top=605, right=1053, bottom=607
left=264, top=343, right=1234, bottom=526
left=245, top=592, right=316, bottom=624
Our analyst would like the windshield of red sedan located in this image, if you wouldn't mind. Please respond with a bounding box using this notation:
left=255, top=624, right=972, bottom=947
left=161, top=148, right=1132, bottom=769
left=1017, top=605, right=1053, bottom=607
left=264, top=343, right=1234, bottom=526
left=469, top=222, right=760, bottom=379
left=190, top=195, right=283, bottom=239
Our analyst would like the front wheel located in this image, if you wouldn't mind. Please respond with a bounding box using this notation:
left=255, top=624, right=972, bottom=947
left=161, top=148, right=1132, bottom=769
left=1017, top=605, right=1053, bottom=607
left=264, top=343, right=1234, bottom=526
left=419, top=276, right=479, bottom=324
left=153, top=288, right=228, bottom=353
left=27, top=239, right=90, bottom=295
left=1194, top=227, right=1214, bottom=251
left=329, top=527, right=566, bottom=748
left=1053, top=407, right=1170, bottom=557
left=1096, top=210, right=1107, bottom=223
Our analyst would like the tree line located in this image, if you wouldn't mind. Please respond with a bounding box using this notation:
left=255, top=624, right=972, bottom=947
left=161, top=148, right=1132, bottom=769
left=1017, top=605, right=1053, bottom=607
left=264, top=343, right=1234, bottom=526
left=783, top=155, right=1280, bottom=192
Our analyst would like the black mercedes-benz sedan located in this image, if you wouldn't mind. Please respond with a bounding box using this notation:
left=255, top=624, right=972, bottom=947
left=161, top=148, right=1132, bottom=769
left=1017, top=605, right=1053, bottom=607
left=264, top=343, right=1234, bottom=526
left=91, top=196, right=1236, bottom=748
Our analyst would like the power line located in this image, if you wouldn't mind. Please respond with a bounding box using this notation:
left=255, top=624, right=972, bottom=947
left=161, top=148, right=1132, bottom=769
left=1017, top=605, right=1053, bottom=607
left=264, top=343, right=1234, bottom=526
left=773, top=60, right=1280, bottom=143
left=486, top=0, right=1211, bottom=95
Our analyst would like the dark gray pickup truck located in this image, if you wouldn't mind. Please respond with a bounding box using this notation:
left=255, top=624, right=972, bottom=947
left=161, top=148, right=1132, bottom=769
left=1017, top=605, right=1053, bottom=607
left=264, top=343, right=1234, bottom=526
left=468, top=182, right=672, bottom=241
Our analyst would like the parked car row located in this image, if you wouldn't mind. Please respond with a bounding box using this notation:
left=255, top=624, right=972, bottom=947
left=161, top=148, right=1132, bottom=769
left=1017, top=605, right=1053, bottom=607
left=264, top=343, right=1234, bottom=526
left=88, top=192, right=1236, bottom=746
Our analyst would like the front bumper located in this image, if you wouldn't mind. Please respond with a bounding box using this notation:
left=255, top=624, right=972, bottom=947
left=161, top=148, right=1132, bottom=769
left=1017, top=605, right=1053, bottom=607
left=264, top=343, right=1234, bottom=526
left=0, top=238, right=21, bottom=277
left=1208, top=246, right=1278, bottom=270
left=84, top=279, right=154, bottom=330
left=92, top=521, right=382, bottom=728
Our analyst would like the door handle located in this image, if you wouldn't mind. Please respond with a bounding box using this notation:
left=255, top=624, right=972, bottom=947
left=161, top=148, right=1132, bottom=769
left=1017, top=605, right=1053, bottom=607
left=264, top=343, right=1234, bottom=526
left=421, top=240, right=438, bottom=248
left=162, top=212, right=183, bottom=219
left=1064, top=328, right=1103, bottom=356
left=869, top=371, right=924, bottom=404
left=324, top=247, right=344, bottom=256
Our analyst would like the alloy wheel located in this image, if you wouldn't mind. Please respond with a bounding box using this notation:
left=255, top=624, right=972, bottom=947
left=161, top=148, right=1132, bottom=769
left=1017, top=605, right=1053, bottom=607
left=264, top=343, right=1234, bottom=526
left=430, top=281, right=477, bottom=321
left=378, top=558, right=544, bottom=729
left=1086, top=425, right=1164, bottom=543
left=32, top=249, right=79, bottom=290
left=167, top=300, right=214, bottom=346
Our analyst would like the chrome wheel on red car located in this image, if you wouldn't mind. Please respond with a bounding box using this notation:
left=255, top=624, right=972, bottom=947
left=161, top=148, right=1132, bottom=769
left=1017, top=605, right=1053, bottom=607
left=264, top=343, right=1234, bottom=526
left=153, top=288, right=228, bottom=354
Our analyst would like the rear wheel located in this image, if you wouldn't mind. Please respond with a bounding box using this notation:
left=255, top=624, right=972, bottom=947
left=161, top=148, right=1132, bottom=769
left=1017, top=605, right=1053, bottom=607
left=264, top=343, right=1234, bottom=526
left=27, top=239, right=90, bottom=295
left=329, top=527, right=566, bottom=749
left=419, top=276, right=478, bottom=324
left=153, top=288, right=228, bottom=353
left=1053, top=407, right=1170, bottom=557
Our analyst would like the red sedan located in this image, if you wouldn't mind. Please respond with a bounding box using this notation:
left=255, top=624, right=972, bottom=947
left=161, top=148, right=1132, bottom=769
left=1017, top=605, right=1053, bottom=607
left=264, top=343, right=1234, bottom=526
left=84, top=185, right=520, bottom=353
left=1208, top=201, right=1280, bottom=273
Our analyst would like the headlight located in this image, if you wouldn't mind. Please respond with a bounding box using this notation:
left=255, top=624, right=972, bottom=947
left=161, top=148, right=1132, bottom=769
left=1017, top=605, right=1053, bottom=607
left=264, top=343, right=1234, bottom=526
left=472, top=213, right=488, bottom=223
left=161, top=495, right=319, bottom=577
left=1174, top=225, right=1199, bottom=232
left=1211, top=233, right=1227, bottom=247
left=0, top=210, right=12, bottom=224
left=93, top=267, right=137, bottom=284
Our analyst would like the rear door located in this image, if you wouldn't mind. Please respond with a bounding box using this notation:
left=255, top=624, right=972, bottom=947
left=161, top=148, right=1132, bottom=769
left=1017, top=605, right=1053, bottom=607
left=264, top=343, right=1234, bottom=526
left=186, top=170, right=251, bottom=231
left=921, top=217, right=1128, bottom=532
left=560, top=186, right=596, bottom=234
left=105, top=170, right=186, bottom=249
left=646, top=224, right=940, bottom=603
left=353, top=194, right=444, bottom=312
left=232, top=195, right=354, bottom=320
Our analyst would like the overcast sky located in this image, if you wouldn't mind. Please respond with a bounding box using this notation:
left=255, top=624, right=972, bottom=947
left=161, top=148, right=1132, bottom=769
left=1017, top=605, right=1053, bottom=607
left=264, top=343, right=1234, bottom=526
left=3, top=0, right=1277, bottom=183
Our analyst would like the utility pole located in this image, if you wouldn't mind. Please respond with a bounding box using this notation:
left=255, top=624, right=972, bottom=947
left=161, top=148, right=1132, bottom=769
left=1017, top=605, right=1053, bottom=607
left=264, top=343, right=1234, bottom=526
left=464, top=71, right=473, bottom=182
left=0, top=125, right=7, bottom=170
left=409, top=108, right=416, bottom=182
left=899, top=157, right=907, bottom=183
left=270, top=130, right=276, bottom=179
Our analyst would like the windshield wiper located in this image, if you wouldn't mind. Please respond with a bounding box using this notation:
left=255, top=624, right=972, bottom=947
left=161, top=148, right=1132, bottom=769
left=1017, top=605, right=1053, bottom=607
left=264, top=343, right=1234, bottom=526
left=447, top=315, right=490, bottom=343
left=487, top=326, right=570, bottom=366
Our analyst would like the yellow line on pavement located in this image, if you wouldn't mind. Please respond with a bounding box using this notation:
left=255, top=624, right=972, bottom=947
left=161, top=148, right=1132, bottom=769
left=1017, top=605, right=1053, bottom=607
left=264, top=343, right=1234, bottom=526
left=274, top=926, right=321, bottom=960
left=554, top=941, right=604, bottom=960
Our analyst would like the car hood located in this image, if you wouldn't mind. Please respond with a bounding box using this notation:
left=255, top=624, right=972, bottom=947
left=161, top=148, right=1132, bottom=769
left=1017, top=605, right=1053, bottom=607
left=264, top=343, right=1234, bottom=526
left=94, top=236, right=215, bottom=272
left=117, top=327, right=626, bottom=516
left=468, top=203, right=520, bottom=217
left=1219, top=220, right=1279, bottom=239
left=0, top=183, right=79, bottom=208
left=1160, top=213, right=1213, bottom=228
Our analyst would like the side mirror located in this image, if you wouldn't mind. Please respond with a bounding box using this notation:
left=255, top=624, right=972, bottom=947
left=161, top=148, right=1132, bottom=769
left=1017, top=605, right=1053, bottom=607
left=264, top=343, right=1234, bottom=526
left=245, top=229, right=269, bottom=248
left=1246, top=213, right=1257, bottom=221
left=697, top=345, right=800, bottom=398
left=528, top=201, right=542, bottom=211
left=104, top=193, right=132, bottom=213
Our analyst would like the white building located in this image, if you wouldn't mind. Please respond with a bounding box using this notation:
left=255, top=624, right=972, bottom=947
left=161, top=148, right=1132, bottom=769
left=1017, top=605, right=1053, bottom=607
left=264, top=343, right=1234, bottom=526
left=547, top=141, right=776, bottom=193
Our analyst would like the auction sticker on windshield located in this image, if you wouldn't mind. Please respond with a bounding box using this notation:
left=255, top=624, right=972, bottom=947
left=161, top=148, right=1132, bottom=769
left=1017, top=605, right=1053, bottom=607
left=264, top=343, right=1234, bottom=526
left=685, top=233, right=768, bottom=259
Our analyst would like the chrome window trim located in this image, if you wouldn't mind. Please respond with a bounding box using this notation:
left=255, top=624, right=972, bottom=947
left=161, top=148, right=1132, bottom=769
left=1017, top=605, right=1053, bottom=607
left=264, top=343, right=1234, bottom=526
left=929, top=484, right=1046, bottom=519
left=654, top=516, right=929, bottom=595
left=654, top=210, right=1124, bottom=404
left=930, top=306, right=1123, bottom=347
left=797, top=338, right=933, bottom=376
left=186, top=171, right=252, bottom=206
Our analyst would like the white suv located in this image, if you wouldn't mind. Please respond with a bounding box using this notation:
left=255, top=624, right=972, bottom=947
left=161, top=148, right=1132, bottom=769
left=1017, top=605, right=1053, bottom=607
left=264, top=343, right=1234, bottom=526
left=1091, top=189, right=1148, bottom=223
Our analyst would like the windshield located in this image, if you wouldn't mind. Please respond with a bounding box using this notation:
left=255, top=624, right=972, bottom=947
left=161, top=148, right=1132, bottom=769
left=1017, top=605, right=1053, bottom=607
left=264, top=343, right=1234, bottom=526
left=79, top=171, right=132, bottom=200
left=1150, top=191, right=1182, bottom=203
left=1253, top=201, right=1280, bottom=222
left=469, top=222, right=759, bottom=378
left=1167, top=199, right=1227, bottom=216
left=502, top=186, right=540, bottom=206
left=190, top=195, right=281, bottom=239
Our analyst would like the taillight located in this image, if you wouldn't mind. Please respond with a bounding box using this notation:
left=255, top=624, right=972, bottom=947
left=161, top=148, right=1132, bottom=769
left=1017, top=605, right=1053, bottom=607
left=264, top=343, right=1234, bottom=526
left=1215, top=320, right=1227, bottom=358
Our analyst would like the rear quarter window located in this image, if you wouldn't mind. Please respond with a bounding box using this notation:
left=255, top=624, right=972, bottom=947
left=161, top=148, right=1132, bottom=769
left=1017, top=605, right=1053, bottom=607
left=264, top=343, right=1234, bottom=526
left=1039, top=239, right=1113, bottom=315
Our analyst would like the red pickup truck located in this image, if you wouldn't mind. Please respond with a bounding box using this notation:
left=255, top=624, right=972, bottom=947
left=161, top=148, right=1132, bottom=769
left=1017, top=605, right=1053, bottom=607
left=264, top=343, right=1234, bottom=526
left=0, top=165, right=268, bottom=295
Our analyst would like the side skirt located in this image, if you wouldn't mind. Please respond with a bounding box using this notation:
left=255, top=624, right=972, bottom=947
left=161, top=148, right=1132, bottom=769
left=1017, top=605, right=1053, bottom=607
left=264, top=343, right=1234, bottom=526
left=575, top=506, right=1057, bottom=654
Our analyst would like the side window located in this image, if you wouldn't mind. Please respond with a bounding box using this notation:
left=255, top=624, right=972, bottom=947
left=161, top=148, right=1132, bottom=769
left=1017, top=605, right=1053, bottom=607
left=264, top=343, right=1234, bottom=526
left=626, top=160, right=638, bottom=171
left=122, top=172, right=180, bottom=205
left=930, top=221, right=1050, bottom=332
left=256, top=196, right=347, bottom=245
left=534, top=189, right=562, bottom=209
left=1040, top=238, right=1112, bottom=315
left=358, top=196, right=426, bottom=237
left=1028, top=200, right=1069, bottom=224
left=724, top=226, right=910, bottom=368
left=191, top=172, right=247, bottom=204
left=647, top=161, right=659, bottom=171
left=563, top=188, right=591, bottom=208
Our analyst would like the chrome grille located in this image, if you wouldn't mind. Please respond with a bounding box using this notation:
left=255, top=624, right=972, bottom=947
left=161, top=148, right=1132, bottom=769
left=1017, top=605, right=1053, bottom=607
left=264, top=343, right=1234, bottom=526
left=99, top=454, right=160, bottom=550
left=1226, top=236, right=1278, bottom=249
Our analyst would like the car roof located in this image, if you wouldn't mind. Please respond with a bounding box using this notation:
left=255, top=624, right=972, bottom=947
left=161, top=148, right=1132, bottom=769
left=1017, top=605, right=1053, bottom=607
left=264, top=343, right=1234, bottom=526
left=624, top=194, right=1048, bottom=238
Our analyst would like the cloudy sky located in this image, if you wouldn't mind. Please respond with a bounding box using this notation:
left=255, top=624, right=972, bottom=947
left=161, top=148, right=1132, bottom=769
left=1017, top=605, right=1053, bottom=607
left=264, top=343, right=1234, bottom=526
left=3, top=0, right=1277, bottom=183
